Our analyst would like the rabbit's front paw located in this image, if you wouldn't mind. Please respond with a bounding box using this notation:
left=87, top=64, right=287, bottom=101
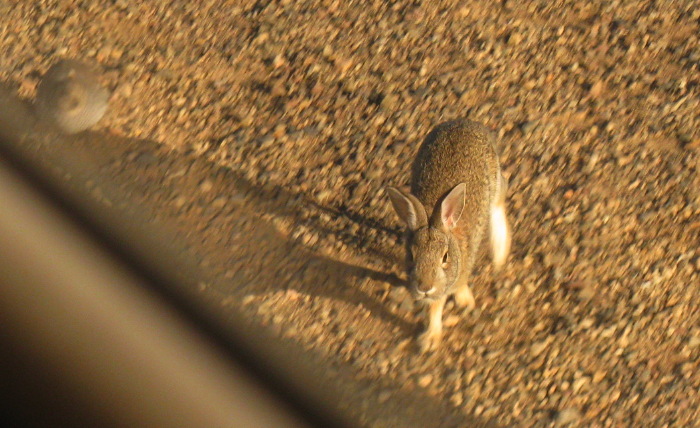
left=454, top=285, right=476, bottom=309
left=418, top=329, right=442, bottom=353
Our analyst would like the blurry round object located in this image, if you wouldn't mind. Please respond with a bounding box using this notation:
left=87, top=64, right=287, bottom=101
left=34, top=59, right=110, bottom=134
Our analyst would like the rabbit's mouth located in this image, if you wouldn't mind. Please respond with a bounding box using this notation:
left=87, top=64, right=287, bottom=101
left=412, top=286, right=438, bottom=301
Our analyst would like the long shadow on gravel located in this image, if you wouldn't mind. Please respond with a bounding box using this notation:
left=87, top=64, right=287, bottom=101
left=201, top=151, right=403, bottom=269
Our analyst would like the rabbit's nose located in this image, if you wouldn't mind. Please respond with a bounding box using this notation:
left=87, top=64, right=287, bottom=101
left=417, top=286, right=436, bottom=297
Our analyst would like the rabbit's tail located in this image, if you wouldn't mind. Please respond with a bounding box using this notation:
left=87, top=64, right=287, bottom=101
left=490, top=173, right=510, bottom=270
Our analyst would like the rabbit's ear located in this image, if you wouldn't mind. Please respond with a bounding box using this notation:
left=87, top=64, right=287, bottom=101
left=385, top=187, right=427, bottom=230
left=440, top=183, right=466, bottom=230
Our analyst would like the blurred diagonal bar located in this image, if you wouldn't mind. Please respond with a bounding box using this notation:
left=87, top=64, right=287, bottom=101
left=0, top=145, right=308, bottom=427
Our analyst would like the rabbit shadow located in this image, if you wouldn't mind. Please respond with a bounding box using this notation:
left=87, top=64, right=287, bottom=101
left=175, top=149, right=417, bottom=334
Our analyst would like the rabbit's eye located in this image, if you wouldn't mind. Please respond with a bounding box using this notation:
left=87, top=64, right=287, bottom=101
left=442, top=251, right=449, bottom=266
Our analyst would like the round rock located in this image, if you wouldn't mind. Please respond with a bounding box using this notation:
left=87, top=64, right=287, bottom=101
left=34, top=59, right=110, bottom=134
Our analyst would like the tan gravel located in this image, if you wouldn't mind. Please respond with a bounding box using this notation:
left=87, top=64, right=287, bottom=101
left=2, top=1, right=700, bottom=426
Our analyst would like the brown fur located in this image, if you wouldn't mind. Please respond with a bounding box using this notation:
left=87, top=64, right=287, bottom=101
left=411, top=119, right=499, bottom=293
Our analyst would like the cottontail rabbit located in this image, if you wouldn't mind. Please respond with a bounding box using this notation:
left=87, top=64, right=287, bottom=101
left=34, top=59, right=110, bottom=134
left=386, top=119, right=510, bottom=352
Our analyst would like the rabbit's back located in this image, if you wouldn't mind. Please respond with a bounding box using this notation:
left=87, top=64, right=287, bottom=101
left=411, top=119, right=499, bottom=210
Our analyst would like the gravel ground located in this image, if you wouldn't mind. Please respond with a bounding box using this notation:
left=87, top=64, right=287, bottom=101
left=2, top=1, right=700, bottom=426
